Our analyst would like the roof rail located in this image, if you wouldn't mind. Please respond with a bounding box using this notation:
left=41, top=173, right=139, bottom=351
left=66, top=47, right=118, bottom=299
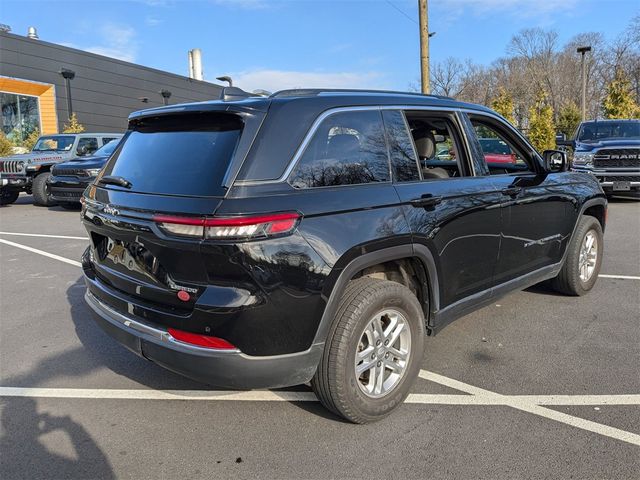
left=269, top=88, right=454, bottom=101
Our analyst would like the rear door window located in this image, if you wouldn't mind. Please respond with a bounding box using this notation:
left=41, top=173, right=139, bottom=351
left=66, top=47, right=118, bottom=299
left=289, top=110, right=390, bottom=188
left=102, top=113, right=242, bottom=197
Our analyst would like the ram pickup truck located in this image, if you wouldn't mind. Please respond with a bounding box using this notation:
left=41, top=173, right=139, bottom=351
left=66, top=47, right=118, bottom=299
left=0, top=133, right=122, bottom=206
left=560, top=119, right=640, bottom=197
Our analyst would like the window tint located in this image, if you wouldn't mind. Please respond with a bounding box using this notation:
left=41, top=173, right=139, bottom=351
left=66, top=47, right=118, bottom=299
left=382, top=110, right=420, bottom=182
left=472, top=121, right=533, bottom=175
left=77, top=137, right=98, bottom=155
left=289, top=110, right=390, bottom=189
left=405, top=114, right=462, bottom=180
left=102, top=137, right=119, bottom=146
left=103, top=113, right=242, bottom=197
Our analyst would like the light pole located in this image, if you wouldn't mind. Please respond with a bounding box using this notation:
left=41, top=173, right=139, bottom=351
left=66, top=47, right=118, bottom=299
left=216, top=76, right=233, bottom=87
left=577, top=46, right=592, bottom=122
left=160, top=89, right=172, bottom=106
left=59, top=68, right=75, bottom=119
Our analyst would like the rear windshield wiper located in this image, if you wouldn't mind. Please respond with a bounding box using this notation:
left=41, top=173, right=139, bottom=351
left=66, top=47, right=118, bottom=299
left=98, top=175, right=132, bottom=188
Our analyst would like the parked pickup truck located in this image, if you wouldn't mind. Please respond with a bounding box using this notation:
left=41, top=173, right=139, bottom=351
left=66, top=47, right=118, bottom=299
left=0, top=133, right=122, bottom=206
left=559, top=119, right=640, bottom=197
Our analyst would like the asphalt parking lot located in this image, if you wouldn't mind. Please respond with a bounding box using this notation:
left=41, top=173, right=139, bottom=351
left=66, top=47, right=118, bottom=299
left=1, top=194, right=639, bottom=479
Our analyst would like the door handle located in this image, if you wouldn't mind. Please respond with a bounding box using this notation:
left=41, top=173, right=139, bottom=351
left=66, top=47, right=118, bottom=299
left=501, top=186, right=522, bottom=197
left=409, top=196, right=443, bottom=208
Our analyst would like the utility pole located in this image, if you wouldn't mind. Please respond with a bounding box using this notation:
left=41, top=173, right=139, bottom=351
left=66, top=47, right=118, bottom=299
left=418, top=0, right=430, bottom=94
left=577, top=46, right=592, bottom=121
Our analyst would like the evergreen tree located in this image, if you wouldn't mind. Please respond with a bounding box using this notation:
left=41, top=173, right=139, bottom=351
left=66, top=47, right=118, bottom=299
left=0, top=134, right=14, bottom=157
left=528, top=89, right=555, bottom=152
left=557, top=102, right=581, bottom=138
left=491, top=87, right=516, bottom=124
left=62, top=113, right=85, bottom=133
left=602, top=68, right=640, bottom=119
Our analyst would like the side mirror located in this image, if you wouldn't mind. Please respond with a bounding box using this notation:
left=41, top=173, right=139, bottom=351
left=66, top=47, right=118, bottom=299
left=543, top=150, right=567, bottom=173
left=77, top=145, right=88, bottom=156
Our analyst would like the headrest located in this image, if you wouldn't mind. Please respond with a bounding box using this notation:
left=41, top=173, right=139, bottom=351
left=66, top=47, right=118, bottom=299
left=414, top=129, right=436, bottom=159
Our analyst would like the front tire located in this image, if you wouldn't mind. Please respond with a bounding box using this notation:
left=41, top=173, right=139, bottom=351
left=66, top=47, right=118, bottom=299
left=551, top=215, right=603, bottom=296
left=32, top=172, right=56, bottom=206
left=312, top=278, right=425, bottom=424
left=0, top=189, right=19, bottom=205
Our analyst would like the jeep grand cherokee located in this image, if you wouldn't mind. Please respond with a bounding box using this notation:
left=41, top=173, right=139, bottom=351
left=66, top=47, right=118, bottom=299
left=81, top=88, right=606, bottom=423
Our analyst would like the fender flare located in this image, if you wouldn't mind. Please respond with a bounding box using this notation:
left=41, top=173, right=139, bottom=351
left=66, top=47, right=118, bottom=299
left=311, top=244, right=441, bottom=345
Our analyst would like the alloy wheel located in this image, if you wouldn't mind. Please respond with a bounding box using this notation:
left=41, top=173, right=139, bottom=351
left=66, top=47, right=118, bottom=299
left=354, top=308, right=411, bottom=398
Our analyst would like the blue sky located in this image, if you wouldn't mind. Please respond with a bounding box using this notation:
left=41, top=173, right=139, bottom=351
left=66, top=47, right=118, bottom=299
left=2, top=0, right=639, bottom=92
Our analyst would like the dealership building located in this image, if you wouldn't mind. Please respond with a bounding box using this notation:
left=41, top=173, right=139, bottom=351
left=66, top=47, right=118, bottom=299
left=0, top=28, right=223, bottom=141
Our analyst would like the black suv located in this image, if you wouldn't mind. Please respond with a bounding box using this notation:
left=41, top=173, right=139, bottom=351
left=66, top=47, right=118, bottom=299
left=81, top=89, right=606, bottom=423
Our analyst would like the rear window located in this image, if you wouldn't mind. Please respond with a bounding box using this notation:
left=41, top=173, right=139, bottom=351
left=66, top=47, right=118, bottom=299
left=102, top=113, right=242, bottom=196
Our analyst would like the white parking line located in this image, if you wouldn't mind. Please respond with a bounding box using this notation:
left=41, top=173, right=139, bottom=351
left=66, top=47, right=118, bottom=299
left=2, top=237, right=640, bottom=445
left=2, top=386, right=639, bottom=406
left=0, top=238, right=82, bottom=267
left=598, top=274, right=640, bottom=280
left=0, top=231, right=88, bottom=240
left=419, top=371, right=640, bottom=447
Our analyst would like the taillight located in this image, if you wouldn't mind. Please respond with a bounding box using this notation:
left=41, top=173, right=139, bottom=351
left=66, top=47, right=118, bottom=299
left=153, top=212, right=300, bottom=240
left=167, top=328, right=237, bottom=350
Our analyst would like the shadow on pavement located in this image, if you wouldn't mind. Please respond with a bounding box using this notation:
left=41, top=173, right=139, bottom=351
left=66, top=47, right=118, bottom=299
left=0, top=397, right=115, bottom=480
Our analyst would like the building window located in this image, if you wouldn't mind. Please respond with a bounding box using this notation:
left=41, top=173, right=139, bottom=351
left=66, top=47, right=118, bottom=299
left=1, top=92, right=40, bottom=142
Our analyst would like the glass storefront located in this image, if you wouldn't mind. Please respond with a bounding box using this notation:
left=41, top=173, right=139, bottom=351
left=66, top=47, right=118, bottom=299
left=1, top=91, right=40, bottom=142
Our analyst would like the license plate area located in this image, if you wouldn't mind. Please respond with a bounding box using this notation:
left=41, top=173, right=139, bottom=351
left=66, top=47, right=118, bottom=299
left=613, top=181, right=631, bottom=191
left=93, top=233, right=164, bottom=284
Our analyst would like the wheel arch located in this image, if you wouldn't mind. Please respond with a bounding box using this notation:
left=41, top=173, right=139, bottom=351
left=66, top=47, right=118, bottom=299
left=312, top=244, right=441, bottom=345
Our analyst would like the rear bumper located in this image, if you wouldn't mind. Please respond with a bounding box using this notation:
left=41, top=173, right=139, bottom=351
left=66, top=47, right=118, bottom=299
left=84, top=287, right=323, bottom=389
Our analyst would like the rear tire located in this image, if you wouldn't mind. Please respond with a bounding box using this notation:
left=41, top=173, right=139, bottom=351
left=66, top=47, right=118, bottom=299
left=0, top=189, right=19, bottom=205
left=311, top=277, right=425, bottom=424
left=550, top=215, right=603, bottom=296
left=32, top=172, right=56, bottom=206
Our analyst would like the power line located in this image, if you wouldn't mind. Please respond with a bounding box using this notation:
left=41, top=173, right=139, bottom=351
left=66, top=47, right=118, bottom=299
left=384, top=0, right=418, bottom=25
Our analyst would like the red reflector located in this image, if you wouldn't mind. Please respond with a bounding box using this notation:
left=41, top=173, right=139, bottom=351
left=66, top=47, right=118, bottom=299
left=268, top=218, right=297, bottom=234
left=168, top=328, right=237, bottom=350
left=177, top=290, right=190, bottom=302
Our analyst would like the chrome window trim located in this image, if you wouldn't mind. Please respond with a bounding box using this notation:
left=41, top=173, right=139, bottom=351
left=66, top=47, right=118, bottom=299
left=234, top=104, right=497, bottom=187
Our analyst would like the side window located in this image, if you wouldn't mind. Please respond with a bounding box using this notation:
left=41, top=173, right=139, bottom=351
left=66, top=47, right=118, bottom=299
left=77, top=137, right=98, bottom=156
left=471, top=120, right=534, bottom=175
left=405, top=113, right=464, bottom=180
left=102, top=137, right=118, bottom=146
left=382, top=110, right=420, bottom=182
left=289, top=110, right=390, bottom=189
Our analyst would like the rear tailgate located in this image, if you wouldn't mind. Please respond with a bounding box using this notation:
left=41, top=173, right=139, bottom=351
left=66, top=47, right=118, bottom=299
left=82, top=110, right=259, bottom=314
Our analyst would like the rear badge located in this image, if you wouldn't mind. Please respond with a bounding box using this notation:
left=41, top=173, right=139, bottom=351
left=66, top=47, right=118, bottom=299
left=177, top=290, right=191, bottom=302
